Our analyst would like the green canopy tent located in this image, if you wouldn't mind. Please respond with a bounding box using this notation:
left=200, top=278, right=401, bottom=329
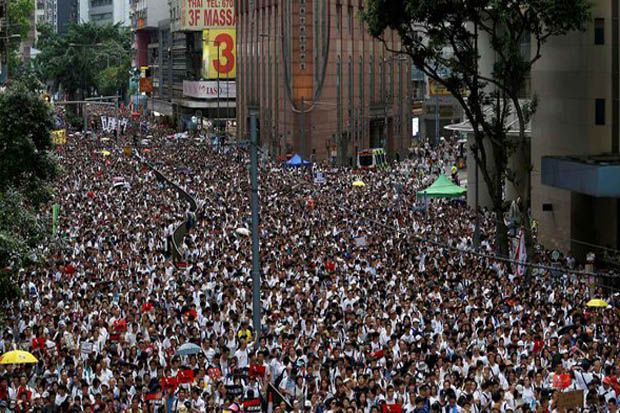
left=417, top=174, right=466, bottom=198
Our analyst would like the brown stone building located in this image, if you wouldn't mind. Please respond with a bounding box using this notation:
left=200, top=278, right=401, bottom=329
left=236, top=0, right=412, bottom=164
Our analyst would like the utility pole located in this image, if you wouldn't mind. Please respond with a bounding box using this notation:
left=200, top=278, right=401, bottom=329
left=434, top=95, right=439, bottom=145
left=216, top=42, right=220, bottom=133
left=473, top=21, right=480, bottom=250
left=249, top=111, right=261, bottom=340
left=83, top=103, right=88, bottom=131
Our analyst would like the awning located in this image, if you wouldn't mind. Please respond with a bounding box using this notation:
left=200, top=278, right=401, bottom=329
left=173, top=99, right=236, bottom=109
left=444, top=100, right=531, bottom=136
left=542, top=154, right=620, bottom=197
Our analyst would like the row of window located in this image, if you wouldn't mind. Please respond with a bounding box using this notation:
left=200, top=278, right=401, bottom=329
left=90, top=0, right=111, bottom=7
left=91, top=11, right=112, bottom=21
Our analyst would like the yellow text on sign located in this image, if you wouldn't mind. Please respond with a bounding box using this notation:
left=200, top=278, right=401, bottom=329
left=203, top=28, right=236, bottom=80
left=51, top=129, right=67, bottom=145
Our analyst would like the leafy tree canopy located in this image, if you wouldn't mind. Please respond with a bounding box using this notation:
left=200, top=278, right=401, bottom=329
left=362, top=0, right=591, bottom=257
left=0, top=79, right=58, bottom=304
left=35, top=22, right=132, bottom=98
left=0, top=79, right=57, bottom=205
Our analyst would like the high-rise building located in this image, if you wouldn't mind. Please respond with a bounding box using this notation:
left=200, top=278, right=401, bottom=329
left=236, top=0, right=412, bottom=163
left=533, top=0, right=620, bottom=259
left=461, top=0, right=620, bottom=261
left=35, top=0, right=77, bottom=33
left=130, top=0, right=168, bottom=68
left=79, top=0, right=130, bottom=26
left=139, top=0, right=237, bottom=130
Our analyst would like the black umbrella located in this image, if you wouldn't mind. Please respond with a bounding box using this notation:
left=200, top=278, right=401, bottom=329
left=558, top=324, right=577, bottom=335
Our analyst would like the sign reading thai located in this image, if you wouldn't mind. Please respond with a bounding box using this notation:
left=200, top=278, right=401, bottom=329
left=178, top=0, right=235, bottom=31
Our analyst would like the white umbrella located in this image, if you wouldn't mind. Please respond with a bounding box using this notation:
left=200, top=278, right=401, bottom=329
left=235, top=228, right=250, bottom=237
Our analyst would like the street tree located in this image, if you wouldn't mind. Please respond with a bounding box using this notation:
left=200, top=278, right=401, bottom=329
left=0, top=80, right=57, bottom=204
left=35, top=22, right=131, bottom=99
left=362, top=0, right=591, bottom=258
left=0, top=80, right=57, bottom=302
left=3, top=0, right=34, bottom=76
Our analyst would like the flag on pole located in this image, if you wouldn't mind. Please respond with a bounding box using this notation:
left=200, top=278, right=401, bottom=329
left=514, top=227, right=526, bottom=276
left=267, top=383, right=292, bottom=413
left=52, top=204, right=60, bottom=235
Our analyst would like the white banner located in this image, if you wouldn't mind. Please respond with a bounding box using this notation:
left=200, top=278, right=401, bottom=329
left=100, top=116, right=129, bottom=133
left=514, top=228, right=527, bottom=276
left=183, top=80, right=236, bottom=99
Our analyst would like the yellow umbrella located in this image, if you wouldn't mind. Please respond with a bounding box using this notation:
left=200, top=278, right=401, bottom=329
left=586, top=299, right=609, bottom=308
left=0, top=350, right=38, bottom=364
left=352, top=180, right=366, bottom=187
left=101, top=150, right=111, bottom=156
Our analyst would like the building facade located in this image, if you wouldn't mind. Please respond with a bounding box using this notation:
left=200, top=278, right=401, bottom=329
left=79, top=0, right=130, bottom=26
left=133, top=0, right=237, bottom=129
left=534, top=0, right=620, bottom=260
left=236, top=0, right=412, bottom=163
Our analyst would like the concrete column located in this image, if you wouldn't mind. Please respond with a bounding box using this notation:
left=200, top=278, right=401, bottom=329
left=466, top=133, right=495, bottom=209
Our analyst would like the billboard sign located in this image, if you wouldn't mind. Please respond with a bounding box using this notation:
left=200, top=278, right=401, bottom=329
left=183, top=80, right=236, bottom=99
left=202, top=28, right=236, bottom=80
left=178, top=0, right=235, bottom=31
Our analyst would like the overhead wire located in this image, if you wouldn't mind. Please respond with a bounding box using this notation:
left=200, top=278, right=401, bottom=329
left=225, top=141, right=619, bottom=281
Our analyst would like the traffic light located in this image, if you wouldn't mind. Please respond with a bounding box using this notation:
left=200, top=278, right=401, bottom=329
left=43, top=94, right=51, bottom=103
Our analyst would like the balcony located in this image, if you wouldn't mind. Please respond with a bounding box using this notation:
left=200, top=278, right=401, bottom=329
left=541, top=154, right=620, bottom=198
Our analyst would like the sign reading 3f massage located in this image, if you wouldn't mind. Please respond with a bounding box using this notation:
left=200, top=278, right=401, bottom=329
left=176, top=0, right=235, bottom=31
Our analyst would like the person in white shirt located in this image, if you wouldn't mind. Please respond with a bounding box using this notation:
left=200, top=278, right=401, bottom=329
left=233, top=339, right=249, bottom=369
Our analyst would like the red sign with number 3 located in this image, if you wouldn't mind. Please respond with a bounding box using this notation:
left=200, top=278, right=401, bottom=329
left=203, top=28, right=236, bottom=79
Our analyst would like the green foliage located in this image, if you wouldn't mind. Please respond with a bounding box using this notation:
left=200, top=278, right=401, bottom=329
left=0, top=79, right=58, bottom=303
left=361, top=0, right=591, bottom=256
left=8, top=0, right=34, bottom=40
left=0, top=190, right=46, bottom=302
left=5, top=0, right=35, bottom=75
left=35, top=22, right=132, bottom=98
left=0, top=79, right=57, bottom=205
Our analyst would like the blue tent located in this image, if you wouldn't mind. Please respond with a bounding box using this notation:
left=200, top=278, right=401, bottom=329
left=285, top=153, right=311, bottom=167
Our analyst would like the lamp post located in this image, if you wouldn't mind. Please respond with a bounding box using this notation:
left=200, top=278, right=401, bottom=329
left=216, top=41, right=220, bottom=132
left=249, top=109, right=261, bottom=340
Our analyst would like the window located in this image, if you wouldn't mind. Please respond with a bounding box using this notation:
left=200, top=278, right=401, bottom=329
left=595, top=98, right=605, bottom=125
left=348, top=56, right=353, bottom=112
left=369, top=55, right=374, bottom=102
left=90, top=0, right=111, bottom=7
left=347, top=6, right=353, bottom=35
left=336, top=5, right=341, bottom=34
left=337, top=56, right=341, bottom=132
left=91, top=12, right=112, bottom=21
left=594, top=18, right=605, bottom=45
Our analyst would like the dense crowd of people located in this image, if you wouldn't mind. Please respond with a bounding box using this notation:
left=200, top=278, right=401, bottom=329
left=0, top=117, right=618, bottom=413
